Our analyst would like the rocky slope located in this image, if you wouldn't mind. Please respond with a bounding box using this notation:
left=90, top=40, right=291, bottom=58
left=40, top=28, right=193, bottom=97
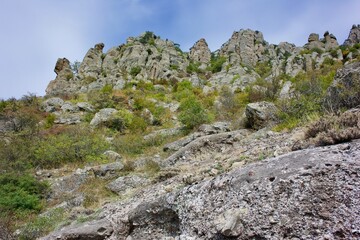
left=41, top=139, right=360, bottom=240
left=2, top=25, right=360, bottom=240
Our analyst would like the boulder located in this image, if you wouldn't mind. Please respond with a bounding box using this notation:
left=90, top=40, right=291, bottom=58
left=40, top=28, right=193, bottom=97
left=54, top=112, right=82, bottom=125
left=245, top=101, right=278, bottom=130
left=77, top=102, right=95, bottom=112
left=307, top=33, right=319, bottom=42
left=39, top=219, right=113, bottom=240
left=107, top=175, right=150, bottom=195
left=61, top=102, right=79, bottom=113
left=90, top=108, right=118, bottom=127
left=41, top=97, right=64, bottom=112
left=92, top=161, right=124, bottom=178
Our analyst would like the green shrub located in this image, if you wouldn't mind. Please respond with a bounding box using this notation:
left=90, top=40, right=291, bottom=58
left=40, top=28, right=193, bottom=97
left=130, top=66, right=141, bottom=78
left=45, top=113, right=56, bottom=128
left=32, top=127, right=109, bottom=168
left=0, top=173, right=48, bottom=213
left=186, top=61, right=201, bottom=74
left=139, top=31, right=156, bottom=45
left=208, top=55, right=226, bottom=73
left=178, top=95, right=210, bottom=129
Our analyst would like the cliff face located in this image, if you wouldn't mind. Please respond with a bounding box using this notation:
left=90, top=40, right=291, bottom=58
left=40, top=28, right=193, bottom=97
left=46, top=25, right=360, bottom=96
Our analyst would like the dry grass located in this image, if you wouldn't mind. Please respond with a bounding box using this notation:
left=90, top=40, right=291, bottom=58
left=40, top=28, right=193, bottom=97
left=305, top=109, right=360, bottom=146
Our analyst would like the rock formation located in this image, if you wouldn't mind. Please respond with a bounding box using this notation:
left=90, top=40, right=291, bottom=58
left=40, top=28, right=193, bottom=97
left=189, top=38, right=211, bottom=67
left=344, top=24, right=360, bottom=46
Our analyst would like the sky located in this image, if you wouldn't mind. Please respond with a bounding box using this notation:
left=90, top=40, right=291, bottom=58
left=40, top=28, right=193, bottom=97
left=1, top=0, right=359, bottom=99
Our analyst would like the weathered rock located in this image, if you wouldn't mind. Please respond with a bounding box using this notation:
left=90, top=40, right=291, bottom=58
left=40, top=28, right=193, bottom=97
left=245, top=101, right=278, bottom=130
left=90, top=108, right=118, bottom=127
left=344, top=24, right=360, bottom=46
left=198, top=121, right=231, bottom=135
left=46, top=58, right=78, bottom=96
left=308, top=33, right=319, bottom=42
left=78, top=43, right=104, bottom=79
left=325, top=61, right=360, bottom=110
left=220, top=29, right=267, bottom=66
left=54, top=112, right=82, bottom=125
left=189, top=38, right=211, bottom=66
left=279, top=81, right=293, bottom=99
left=107, top=175, right=150, bottom=195
left=92, top=161, right=124, bottom=178
left=39, top=219, right=113, bottom=240
left=61, top=102, right=79, bottom=113
left=41, top=97, right=64, bottom=112
left=77, top=102, right=95, bottom=112
left=324, top=31, right=339, bottom=50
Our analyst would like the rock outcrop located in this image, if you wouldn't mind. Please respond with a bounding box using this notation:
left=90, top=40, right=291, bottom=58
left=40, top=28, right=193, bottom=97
left=42, top=140, right=360, bottom=239
left=344, top=24, right=360, bottom=46
left=189, top=38, right=211, bottom=67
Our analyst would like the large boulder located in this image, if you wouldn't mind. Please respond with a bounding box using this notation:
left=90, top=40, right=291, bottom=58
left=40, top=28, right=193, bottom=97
left=245, top=101, right=278, bottom=130
left=325, top=62, right=360, bottom=110
left=41, top=97, right=65, bottom=112
left=90, top=108, right=118, bottom=127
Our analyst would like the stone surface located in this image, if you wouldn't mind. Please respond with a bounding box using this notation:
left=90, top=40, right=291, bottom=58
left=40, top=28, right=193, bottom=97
left=39, top=219, right=113, bottom=240
left=77, top=102, right=95, bottom=112
left=41, top=97, right=64, bottom=112
left=245, top=101, right=279, bottom=130
left=107, top=175, right=150, bottom=195
left=90, top=108, right=118, bottom=127
left=92, top=161, right=124, bottom=178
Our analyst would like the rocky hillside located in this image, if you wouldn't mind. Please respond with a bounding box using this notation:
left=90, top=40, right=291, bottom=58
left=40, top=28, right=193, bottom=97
left=46, top=25, right=360, bottom=97
left=1, top=25, right=360, bottom=240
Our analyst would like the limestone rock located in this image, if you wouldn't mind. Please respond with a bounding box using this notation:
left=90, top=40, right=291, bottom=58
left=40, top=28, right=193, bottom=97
left=41, top=97, right=64, bottom=112
left=78, top=43, right=104, bottom=79
left=189, top=38, right=211, bottom=66
left=61, top=102, right=79, bottom=113
left=76, top=102, right=95, bottom=112
left=308, top=33, right=319, bottom=42
left=92, top=161, right=124, bottom=178
left=46, top=58, right=78, bottom=96
left=344, top=24, right=360, bottom=46
left=324, top=31, right=339, bottom=50
left=279, top=81, right=293, bottom=99
left=39, top=219, right=113, bottom=240
left=90, top=108, right=117, bottom=127
left=198, top=122, right=231, bottom=135
left=220, top=29, right=267, bottom=66
left=107, top=175, right=150, bottom=195
left=54, top=112, right=82, bottom=125
left=245, top=101, right=278, bottom=130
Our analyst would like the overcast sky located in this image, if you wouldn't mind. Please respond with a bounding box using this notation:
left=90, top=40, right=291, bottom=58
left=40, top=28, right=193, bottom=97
left=1, top=0, right=359, bottom=99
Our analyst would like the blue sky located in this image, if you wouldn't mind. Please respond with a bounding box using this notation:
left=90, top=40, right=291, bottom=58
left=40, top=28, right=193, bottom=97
left=1, top=0, right=359, bottom=99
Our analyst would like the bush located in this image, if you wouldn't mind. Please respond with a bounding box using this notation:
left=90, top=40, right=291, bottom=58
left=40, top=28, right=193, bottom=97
left=0, top=173, right=48, bottom=213
left=178, top=95, right=210, bottom=129
left=32, top=126, right=110, bottom=168
left=305, top=110, right=360, bottom=146
left=208, top=55, right=226, bottom=73
left=130, top=66, right=141, bottom=78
